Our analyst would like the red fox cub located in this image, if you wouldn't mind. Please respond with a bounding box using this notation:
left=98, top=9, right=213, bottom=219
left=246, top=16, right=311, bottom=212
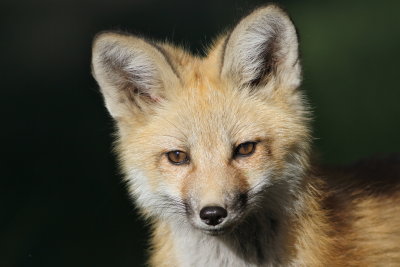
left=91, top=4, right=400, bottom=267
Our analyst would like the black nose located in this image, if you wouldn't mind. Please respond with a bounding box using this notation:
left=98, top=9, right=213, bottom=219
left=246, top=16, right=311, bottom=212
left=199, top=206, right=228, bottom=226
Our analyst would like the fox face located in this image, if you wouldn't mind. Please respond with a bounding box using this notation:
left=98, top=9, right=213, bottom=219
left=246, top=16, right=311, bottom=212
left=92, top=6, right=310, bottom=236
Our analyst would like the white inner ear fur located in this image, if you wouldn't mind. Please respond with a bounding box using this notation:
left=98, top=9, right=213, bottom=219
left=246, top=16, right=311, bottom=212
left=110, top=43, right=162, bottom=93
left=221, top=6, right=301, bottom=90
left=92, top=33, right=178, bottom=119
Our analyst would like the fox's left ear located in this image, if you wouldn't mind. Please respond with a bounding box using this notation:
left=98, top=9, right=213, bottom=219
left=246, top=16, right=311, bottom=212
left=220, top=5, right=301, bottom=91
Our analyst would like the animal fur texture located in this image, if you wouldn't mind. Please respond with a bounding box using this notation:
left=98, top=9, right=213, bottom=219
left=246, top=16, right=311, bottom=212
left=91, top=5, right=400, bottom=266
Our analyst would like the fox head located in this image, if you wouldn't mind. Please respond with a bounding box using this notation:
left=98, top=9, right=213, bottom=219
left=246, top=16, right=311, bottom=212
left=92, top=5, right=310, bottom=235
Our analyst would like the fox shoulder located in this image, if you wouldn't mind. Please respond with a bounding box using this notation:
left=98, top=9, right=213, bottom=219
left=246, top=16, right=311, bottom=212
left=320, top=155, right=400, bottom=264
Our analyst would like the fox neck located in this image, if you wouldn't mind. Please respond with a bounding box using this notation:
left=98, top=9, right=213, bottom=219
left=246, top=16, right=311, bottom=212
left=149, top=176, right=332, bottom=267
left=169, top=211, right=290, bottom=267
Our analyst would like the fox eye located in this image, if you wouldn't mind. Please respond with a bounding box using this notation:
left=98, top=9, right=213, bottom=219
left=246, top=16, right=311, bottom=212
left=166, top=150, right=189, bottom=165
left=234, top=142, right=257, bottom=157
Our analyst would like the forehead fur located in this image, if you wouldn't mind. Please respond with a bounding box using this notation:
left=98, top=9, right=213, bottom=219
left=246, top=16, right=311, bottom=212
left=126, top=78, right=307, bottom=156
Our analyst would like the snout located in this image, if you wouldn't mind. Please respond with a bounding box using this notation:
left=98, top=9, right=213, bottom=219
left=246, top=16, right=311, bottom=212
left=186, top=192, right=248, bottom=235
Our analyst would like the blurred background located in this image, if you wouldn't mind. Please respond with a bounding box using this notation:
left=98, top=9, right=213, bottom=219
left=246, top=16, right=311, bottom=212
left=1, top=0, right=399, bottom=266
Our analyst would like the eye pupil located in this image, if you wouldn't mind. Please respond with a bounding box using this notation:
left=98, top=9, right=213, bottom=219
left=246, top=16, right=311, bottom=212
left=167, top=150, right=188, bottom=165
left=235, top=142, right=256, bottom=157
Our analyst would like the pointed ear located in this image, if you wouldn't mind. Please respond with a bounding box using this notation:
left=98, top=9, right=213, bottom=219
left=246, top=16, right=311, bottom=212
left=220, top=5, right=301, bottom=91
left=91, top=32, right=180, bottom=120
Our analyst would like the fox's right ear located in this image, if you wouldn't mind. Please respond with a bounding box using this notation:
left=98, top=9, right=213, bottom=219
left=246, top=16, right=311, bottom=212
left=91, top=32, right=180, bottom=120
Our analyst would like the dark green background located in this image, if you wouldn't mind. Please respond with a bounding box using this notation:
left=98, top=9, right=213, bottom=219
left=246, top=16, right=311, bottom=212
left=2, top=0, right=399, bottom=266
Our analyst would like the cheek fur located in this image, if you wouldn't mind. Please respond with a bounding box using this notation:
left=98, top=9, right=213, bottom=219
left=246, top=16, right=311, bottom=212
left=232, top=140, right=274, bottom=186
left=230, top=166, right=251, bottom=194
left=158, top=157, right=194, bottom=196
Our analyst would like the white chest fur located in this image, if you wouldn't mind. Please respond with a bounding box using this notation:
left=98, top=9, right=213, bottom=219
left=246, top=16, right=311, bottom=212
left=169, top=218, right=284, bottom=267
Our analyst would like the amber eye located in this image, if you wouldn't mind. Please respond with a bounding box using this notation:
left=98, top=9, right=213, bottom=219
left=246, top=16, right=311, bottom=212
left=166, top=150, right=189, bottom=165
left=234, top=142, right=257, bottom=157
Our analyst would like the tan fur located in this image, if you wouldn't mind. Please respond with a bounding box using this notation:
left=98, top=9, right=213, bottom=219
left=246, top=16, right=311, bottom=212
left=91, top=4, right=400, bottom=267
left=148, top=221, right=179, bottom=267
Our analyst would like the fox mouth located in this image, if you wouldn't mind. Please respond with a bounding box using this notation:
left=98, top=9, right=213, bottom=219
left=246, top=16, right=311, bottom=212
left=195, top=222, right=234, bottom=236
left=189, top=209, right=246, bottom=236
left=203, top=228, right=228, bottom=236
